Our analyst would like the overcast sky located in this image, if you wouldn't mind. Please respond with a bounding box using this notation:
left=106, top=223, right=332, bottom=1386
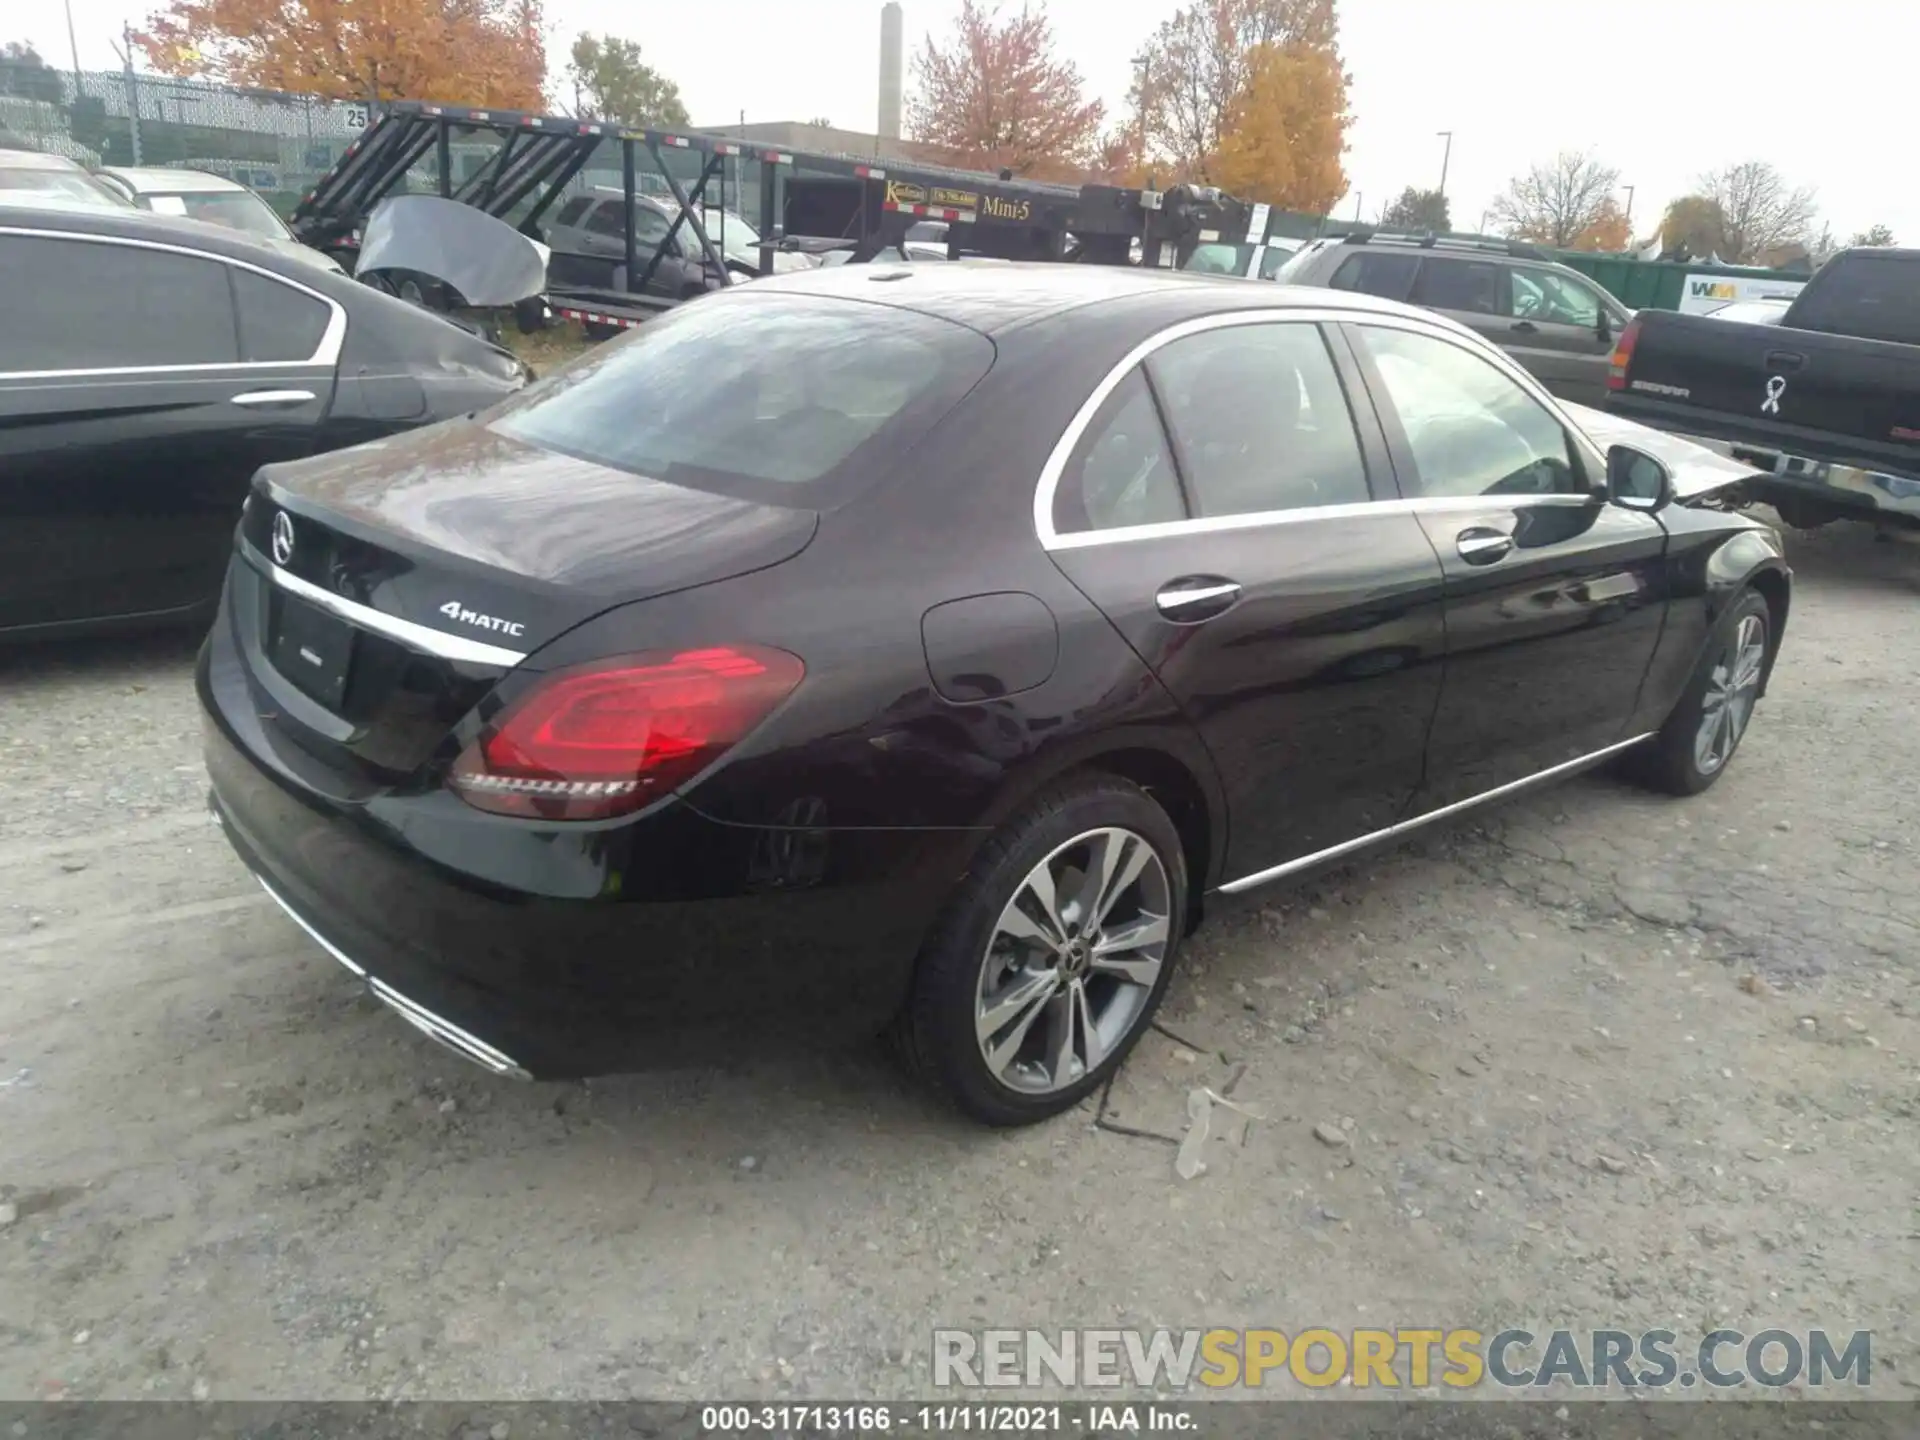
left=40, top=0, right=1903, bottom=245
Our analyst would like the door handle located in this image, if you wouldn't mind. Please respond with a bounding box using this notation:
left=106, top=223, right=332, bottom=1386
left=1763, top=350, right=1805, bottom=372
left=231, top=389, right=316, bottom=407
left=1510, top=320, right=1538, bottom=334
left=1155, top=577, right=1242, bottom=623
left=1455, top=527, right=1514, bottom=565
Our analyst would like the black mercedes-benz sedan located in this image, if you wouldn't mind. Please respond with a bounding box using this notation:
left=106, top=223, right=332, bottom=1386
left=200, top=262, right=1792, bottom=1125
left=0, top=203, right=530, bottom=642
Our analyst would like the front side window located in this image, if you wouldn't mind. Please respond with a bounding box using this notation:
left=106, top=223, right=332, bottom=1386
left=1356, top=326, right=1581, bottom=498
left=491, top=294, right=992, bottom=497
left=1149, top=321, right=1372, bottom=518
left=583, top=202, right=625, bottom=238
left=1512, top=269, right=1602, bottom=327
left=0, top=235, right=237, bottom=371
left=1329, top=250, right=1420, bottom=302
left=1052, top=369, right=1186, bottom=535
left=632, top=206, right=673, bottom=247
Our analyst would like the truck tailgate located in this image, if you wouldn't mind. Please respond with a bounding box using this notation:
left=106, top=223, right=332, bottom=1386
left=1618, top=310, right=1920, bottom=477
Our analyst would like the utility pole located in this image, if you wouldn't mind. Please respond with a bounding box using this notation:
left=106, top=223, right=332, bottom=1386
left=111, top=24, right=143, bottom=165
left=1621, top=183, right=1636, bottom=235
left=1436, top=131, right=1453, bottom=203
left=1131, top=50, right=1151, bottom=173
left=63, top=0, right=82, bottom=87
left=1352, top=191, right=1362, bottom=223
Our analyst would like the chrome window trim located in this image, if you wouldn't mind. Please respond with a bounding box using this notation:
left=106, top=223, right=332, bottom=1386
left=1046, top=492, right=1600, bottom=550
left=1033, top=306, right=1590, bottom=553
left=251, top=551, right=528, bottom=668
left=1217, top=731, right=1655, bottom=896
left=0, top=224, right=346, bottom=378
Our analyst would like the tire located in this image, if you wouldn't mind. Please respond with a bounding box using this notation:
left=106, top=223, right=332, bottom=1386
left=893, top=774, right=1188, bottom=1126
left=1627, top=589, right=1772, bottom=796
left=582, top=321, right=621, bottom=342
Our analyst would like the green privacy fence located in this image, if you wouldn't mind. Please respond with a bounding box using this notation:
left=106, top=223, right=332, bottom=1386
left=1545, top=252, right=1809, bottom=312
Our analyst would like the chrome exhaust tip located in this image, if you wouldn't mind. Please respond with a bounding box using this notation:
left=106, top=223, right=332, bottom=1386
left=249, top=868, right=531, bottom=1081
left=368, top=978, right=532, bottom=1081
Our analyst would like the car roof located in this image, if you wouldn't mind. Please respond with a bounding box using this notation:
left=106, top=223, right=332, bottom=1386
left=0, top=199, right=321, bottom=272
left=736, top=259, right=1447, bottom=337
left=98, top=166, right=248, bottom=194
left=0, top=147, right=88, bottom=172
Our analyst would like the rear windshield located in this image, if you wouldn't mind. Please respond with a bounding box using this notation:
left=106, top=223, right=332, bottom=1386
left=145, top=189, right=289, bottom=240
left=491, top=293, right=993, bottom=500
left=1788, top=254, right=1920, bottom=345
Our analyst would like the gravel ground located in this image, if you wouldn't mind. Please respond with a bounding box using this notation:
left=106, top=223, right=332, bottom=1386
left=1, top=517, right=1916, bottom=1403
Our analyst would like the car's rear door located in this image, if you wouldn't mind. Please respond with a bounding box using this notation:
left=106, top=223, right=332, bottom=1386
left=1408, top=253, right=1508, bottom=348
left=1344, top=317, right=1668, bottom=810
left=0, top=226, right=338, bottom=633
left=1040, top=310, right=1449, bottom=888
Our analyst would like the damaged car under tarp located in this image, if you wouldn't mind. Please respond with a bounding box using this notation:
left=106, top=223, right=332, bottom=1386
left=354, top=194, right=550, bottom=318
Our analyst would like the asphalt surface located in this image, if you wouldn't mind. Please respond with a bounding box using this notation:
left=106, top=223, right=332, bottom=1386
left=2, top=517, right=1916, bottom=1403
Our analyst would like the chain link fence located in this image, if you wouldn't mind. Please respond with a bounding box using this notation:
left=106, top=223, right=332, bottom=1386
left=2, top=60, right=375, bottom=216
left=2, top=59, right=760, bottom=222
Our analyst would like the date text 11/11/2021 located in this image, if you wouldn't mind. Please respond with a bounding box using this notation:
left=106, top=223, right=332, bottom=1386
left=701, top=1403, right=1196, bottom=1432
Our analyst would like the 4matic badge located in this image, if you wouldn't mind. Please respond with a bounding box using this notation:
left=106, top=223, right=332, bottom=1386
left=438, top=601, right=526, bottom=637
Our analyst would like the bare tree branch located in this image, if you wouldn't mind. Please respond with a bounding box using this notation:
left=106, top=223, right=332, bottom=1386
left=1699, top=161, right=1819, bottom=263
left=1488, top=149, right=1620, bottom=248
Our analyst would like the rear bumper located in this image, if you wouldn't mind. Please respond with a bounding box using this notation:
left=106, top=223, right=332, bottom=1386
left=234, top=845, right=532, bottom=1080
left=198, top=631, right=969, bottom=1080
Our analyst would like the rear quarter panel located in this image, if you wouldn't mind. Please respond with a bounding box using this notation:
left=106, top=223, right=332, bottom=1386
left=523, top=299, right=1232, bottom=878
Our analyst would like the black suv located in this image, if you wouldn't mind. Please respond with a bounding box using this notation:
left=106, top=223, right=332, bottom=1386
left=1275, top=232, right=1632, bottom=406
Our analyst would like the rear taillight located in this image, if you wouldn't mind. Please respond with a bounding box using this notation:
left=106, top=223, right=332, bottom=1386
left=1607, top=315, right=1641, bottom=391
left=450, top=644, right=804, bottom=820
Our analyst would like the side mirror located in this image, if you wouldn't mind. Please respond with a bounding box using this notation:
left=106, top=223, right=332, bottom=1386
left=1595, top=309, right=1613, bottom=343
left=1605, top=443, right=1673, bottom=513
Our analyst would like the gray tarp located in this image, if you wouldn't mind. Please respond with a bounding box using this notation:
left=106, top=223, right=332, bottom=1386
left=357, top=194, right=549, bottom=307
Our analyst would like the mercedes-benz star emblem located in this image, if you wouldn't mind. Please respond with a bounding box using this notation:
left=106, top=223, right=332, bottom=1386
left=271, top=510, right=295, bottom=567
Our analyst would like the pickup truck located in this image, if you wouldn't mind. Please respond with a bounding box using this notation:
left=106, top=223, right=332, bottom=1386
left=1604, top=246, right=1920, bottom=532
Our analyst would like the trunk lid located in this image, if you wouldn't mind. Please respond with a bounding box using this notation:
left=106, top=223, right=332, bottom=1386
left=228, top=419, right=818, bottom=783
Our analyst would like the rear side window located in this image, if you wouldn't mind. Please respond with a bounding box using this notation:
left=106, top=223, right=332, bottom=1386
left=491, top=294, right=994, bottom=498
left=1788, top=254, right=1920, bottom=345
left=1411, top=258, right=1502, bottom=315
left=233, top=268, right=330, bottom=362
left=1330, top=251, right=1420, bottom=302
left=1052, top=369, right=1186, bottom=535
left=0, top=235, right=237, bottom=371
left=1150, top=321, right=1372, bottom=518
left=553, top=197, right=592, bottom=227
left=584, top=202, right=625, bottom=237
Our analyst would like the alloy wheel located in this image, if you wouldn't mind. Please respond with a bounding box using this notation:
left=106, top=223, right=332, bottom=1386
left=974, top=826, right=1172, bottom=1095
left=1695, top=613, right=1767, bottom=776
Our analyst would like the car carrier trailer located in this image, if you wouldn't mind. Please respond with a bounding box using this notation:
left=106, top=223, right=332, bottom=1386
left=289, top=99, right=1289, bottom=329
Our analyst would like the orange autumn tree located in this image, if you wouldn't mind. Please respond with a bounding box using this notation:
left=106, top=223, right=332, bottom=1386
left=1209, top=40, right=1349, bottom=214
left=1568, top=196, right=1632, bottom=252
left=136, top=0, right=547, bottom=108
left=905, top=1, right=1104, bottom=180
